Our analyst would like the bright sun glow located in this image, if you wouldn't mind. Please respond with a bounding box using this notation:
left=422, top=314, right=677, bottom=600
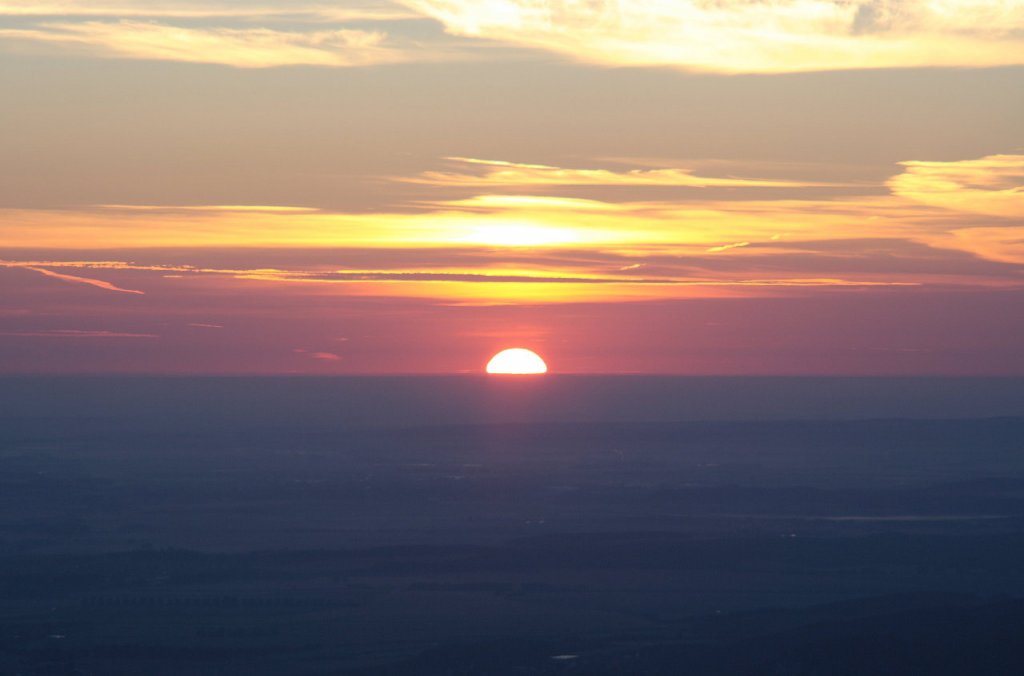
left=485, top=348, right=548, bottom=374
left=463, top=222, right=582, bottom=247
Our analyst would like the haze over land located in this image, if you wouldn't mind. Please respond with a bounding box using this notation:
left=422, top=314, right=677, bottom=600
left=3, top=377, right=1024, bottom=673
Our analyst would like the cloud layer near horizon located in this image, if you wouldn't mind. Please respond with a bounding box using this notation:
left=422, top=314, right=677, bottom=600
left=3, top=152, right=1021, bottom=373
left=1, top=153, right=1022, bottom=304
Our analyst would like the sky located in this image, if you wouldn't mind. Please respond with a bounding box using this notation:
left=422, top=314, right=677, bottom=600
left=1, top=0, right=1023, bottom=374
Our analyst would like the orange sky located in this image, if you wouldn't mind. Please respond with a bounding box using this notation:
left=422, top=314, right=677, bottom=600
left=1, top=1, right=1023, bottom=374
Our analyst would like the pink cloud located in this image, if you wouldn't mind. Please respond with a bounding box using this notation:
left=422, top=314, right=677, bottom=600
left=293, top=348, right=342, bottom=361
left=311, top=352, right=341, bottom=361
left=313, top=350, right=342, bottom=362
left=25, top=266, right=144, bottom=294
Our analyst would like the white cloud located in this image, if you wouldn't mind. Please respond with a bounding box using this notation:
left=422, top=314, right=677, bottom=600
left=7, top=0, right=1023, bottom=71
left=400, top=0, right=1024, bottom=72
left=0, top=1, right=414, bottom=21
left=0, top=20, right=414, bottom=67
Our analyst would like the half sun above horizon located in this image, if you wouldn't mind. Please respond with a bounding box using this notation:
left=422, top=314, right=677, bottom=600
left=486, top=348, right=548, bottom=375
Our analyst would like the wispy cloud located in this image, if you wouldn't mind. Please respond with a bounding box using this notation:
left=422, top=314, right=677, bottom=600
left=0, top=21, right=415, bottom=68
left=0, top=162, right=988, bottom=256
left=887, top=153, right=1024, bottom=264
left=99, top=204, right=320, bottom=213
left=0, top=188, right=987, bottom=257
left=7, top=1, right=1023, bottom=71
left=12, top=258, right=892, bottom=287
left=406, top=157, right=841, bottom=189
left=706, top=241, right=751, bottom=253
left=889, top=154, right=1024, bottom=219
left=947, top=227, right=1024, bottom=266
left=20, top=265, right=145, bottom=294
left=401, top=0, right=1024, bottom=73
left=2, top=152, right=1022, bottom=302
left=0, top=256, right=921, bottom=308
left=0, top=329, right=157, bottom=338
left=0, top=1, right=415, bottom=20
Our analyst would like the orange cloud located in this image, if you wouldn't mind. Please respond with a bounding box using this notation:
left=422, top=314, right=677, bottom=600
left=887, top=153, right=1024, bottom=264
left=706, top=242, right=751, bottom=253
left=2, top=152, right=1022, bottom=303
left=0, top=256, right=921, bottom=307
left=946, top=227, right=1024, bottom=266
left=406, top=157, right=842, bottom=189
left=889, top=154, right=1024, bottom=219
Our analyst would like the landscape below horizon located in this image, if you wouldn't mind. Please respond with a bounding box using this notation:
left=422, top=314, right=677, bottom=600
left=3, top=377, right=1024, bottom=674
left=3, top=0, right=1024, bottom=671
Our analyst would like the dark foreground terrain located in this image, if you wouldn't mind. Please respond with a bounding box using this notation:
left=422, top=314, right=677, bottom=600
left=2, top=377, right=1024, bottom=674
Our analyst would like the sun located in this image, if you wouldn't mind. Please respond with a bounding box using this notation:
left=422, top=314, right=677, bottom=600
left=486, top=348, right=548, bottom=375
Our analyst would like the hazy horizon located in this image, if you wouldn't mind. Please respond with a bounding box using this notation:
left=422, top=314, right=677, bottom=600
left=5, top=376, right=1024, bottom=428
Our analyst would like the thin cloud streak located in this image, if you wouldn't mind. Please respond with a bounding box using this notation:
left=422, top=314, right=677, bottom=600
left=406, top=158, right=845, bottom=189
left=0, top=21, right=417, bottom=68
left=707, top=242, right=751, bottom=253
left=0, top=1, right=415, bottom=21
left=3, top=258, right=916, bottom=288
left=22, top=265, right=145, bottom=294
left=0, top=257, right=922, bottom=308
left=0, top=329, right=157, bottom=338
